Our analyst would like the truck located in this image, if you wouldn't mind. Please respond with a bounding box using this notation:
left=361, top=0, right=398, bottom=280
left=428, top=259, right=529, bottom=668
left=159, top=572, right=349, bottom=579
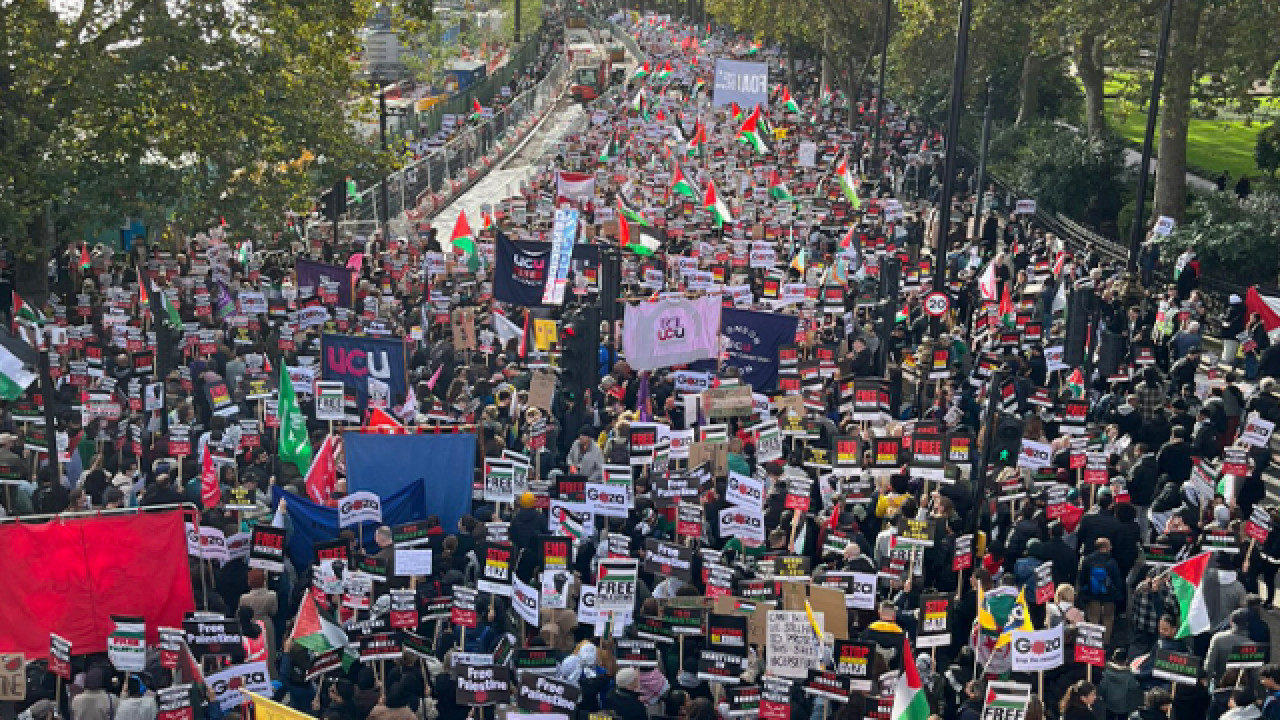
left=443, top=59, right=487, bottom=95
left=568, top=44, right=609, bottom=103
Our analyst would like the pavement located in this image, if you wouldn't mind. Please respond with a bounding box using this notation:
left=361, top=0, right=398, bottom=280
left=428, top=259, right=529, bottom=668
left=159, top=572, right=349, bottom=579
left=430, top=98, right=587, bottom=233
left=1123, top=148, right=1218, bottom=193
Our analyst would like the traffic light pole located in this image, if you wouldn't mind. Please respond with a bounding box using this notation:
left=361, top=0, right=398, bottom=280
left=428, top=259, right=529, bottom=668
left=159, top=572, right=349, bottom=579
left=378, top=81, right=392, bottom=243
left=972, top=367, right=1002, bottom=528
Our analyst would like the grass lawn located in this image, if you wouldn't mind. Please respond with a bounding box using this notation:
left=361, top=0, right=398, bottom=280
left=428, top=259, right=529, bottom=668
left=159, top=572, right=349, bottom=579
left=1101, top=71, right=1271, bottom=179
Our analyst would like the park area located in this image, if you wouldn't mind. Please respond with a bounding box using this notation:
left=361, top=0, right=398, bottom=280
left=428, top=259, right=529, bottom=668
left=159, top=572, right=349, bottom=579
left=1103, top=70, right=1278, bottom=181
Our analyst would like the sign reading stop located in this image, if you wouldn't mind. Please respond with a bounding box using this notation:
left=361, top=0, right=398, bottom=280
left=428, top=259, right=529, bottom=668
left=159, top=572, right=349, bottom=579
left=923, top=291, right=950, bottom=317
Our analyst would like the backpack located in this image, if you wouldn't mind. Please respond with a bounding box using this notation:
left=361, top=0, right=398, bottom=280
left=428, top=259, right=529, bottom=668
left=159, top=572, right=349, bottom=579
left=1087, top=564, right=1113, bottom=598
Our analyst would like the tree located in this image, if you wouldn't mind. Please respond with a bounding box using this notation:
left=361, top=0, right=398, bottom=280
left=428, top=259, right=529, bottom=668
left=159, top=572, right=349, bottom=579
left=0, top=0, right=385, bottom=302
left=1256, top=123, right=1280, bottom=179
left=1152, top=0, right=1280, bottom=222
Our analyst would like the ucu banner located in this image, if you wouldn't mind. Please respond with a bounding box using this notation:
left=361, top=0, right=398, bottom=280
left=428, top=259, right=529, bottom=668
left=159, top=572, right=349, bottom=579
left=321, top=333, right=406, bottom=410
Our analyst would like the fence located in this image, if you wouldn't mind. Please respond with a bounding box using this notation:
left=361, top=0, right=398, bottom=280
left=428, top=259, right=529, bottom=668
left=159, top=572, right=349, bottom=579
left=307, top=26, right=567, bottom=242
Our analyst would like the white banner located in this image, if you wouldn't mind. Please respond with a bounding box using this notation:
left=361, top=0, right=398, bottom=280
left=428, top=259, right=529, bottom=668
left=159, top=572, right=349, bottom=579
left=207, top=662, right=272, bottom=710
left=555, top=171, right=596, bottom=201
left=338, top=491, right=383, bottom=527
left=726, top=471, right=764, bottom=510
left=586, top=482, right=631, bottom=518
left=1017, top=439, right=1052, bottom=470
left=621, top=296, right=723, bottom=371
left=512, top=576, right=541, bottom=627
left=1010, top=625, right=1064, bottom=672
left=718, top=505, right=765, bottom=546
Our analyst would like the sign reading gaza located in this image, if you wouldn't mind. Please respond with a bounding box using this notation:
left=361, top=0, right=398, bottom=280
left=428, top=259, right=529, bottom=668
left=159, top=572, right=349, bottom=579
left=712, top=58, right=768, bottom=108
left=321, top=333, right=406, bottom=409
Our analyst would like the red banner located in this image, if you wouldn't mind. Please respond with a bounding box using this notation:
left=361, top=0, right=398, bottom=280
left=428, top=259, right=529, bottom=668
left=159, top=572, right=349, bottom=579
left=0, top=509, right=195, bottom=658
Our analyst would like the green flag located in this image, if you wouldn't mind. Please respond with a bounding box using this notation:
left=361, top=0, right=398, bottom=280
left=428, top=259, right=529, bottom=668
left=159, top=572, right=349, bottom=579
left=278, top=364, right=313, bottom=475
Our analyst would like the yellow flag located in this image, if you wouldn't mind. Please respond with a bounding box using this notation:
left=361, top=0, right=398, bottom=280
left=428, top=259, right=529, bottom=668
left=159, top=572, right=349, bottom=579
left=250, top=694, right=314, bottom=720
left=994, top=587, right=1035, bottom=648
left=976, top=587, right=999, bottom=632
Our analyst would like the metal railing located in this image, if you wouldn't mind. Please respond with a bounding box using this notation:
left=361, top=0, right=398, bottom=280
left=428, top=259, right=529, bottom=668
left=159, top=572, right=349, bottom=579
left=306, top=27, right=568, bottom=242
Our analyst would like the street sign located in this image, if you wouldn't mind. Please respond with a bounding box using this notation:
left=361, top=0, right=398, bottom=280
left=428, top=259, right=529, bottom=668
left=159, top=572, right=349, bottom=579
left=923, top=292, right=950, bottom=318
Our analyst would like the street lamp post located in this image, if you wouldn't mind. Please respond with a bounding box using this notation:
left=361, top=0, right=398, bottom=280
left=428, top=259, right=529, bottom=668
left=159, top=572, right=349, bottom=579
left=975, top=75, right=993, bottom=216
left=932, top=0, right=973, bottom=295
left=377, top=79, right=392, bottom=242
left=870, top=0, right=892, bottom=179
left=1128, top=0, right=1175, bottom=271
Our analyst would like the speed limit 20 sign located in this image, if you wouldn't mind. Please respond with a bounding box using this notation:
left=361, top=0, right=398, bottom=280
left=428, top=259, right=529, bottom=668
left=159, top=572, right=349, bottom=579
left=923, top=292, right=950, bottom=318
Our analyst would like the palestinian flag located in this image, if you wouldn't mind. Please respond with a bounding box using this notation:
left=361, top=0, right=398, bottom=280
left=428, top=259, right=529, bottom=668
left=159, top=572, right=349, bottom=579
left=450, top=210, right=476, bottom=257
left=821, top=84, right=835, bottom=106
left=746, top=40, right=762, bottom=55
left=0, top=335, right=37, bottom=400
left=632, top=89, right=647, bottom=117
left=998, top=284, right=1015, bottom=329
left=1065, top=368, right=1085, bottom=399
left=895, top=303, right=909, bottom=324
left=152, top=280, right=183, bottom=329
left=779, top=86, right=801, bottom=114
left=616, top=205, right=658, bottom=256
left=599, top=130, right=620, bottom=163
left=633, top=62, right=650, bottom=80
left=687, top=120, right=707, bottom=157
left=892, top=636, right=931, bottom=720
left=768, top=170, right=794, bottom=203
left=729, top=102, right=743, bottom=121
left=470, top=98, right=484, bottom=120
left=617, top=195, right=651, bottom=227
left=669, top=163, right=698, bottom=201
left=736, top=105, right=768, bottom=155
left=12, top=292, right=44, bottom=328
left=704, top=180, right=734, bottom=227
left=1171, top=551, right=1213, bottom=638
left=290, top=592, right=349, bottom=653
left=79, top=245, right=92, bottom=270
left=656, top=61, right=673, bottom=81
left=481, top=211, right=494, bottom=230
left=837, top=156, right=862, bottom=208
left=691, top=78, right=705, bottom=97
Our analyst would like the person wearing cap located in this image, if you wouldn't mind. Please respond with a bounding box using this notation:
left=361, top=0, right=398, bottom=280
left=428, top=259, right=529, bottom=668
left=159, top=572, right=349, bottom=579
left=565, top=427, right=604, bottom=482
left=606, top=668, right=649, bottom=720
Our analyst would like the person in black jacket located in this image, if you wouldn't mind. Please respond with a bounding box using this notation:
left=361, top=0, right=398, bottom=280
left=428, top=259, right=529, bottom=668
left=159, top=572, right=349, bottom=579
left=1062, top=681, right=1100, bottom=720
left=1077, top=490, right=1123, bottom=559
left=1042, top=521, right=1079, bottom=587
left=606, top=669, right=650, bottom=720
left=1128, top=445, right=1160, bottom=537
left=1157, top=427, right=1194, bottom=484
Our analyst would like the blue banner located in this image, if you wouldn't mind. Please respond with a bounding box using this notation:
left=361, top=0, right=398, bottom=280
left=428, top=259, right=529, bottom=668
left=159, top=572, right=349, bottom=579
left=712, top=59, right=769, bottom=109
left=344, top=432, right=475, bottom=533
left=296, top=258, right=355, bottom=307
left=321, top=333, right=407, bottom=409
left=703, top=308, right=798, bottom=391
left=270, top=480, right=427, bottom=570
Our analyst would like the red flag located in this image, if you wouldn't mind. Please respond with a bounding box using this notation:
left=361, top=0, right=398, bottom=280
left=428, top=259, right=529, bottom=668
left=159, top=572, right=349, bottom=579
left=304, top=435, right=338, bottom=506
left=200, top=444, right=220, bottom=509
left=79, top=245, right=91, bottom=269
left=365, top=407, right=405, bottom=433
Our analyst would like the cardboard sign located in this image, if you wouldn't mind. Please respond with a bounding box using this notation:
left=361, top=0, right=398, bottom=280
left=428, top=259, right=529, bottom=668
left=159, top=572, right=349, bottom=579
left=1011, top=625, right=1064, bottom=671
left=337, top=491, right=382, bottom=527
left=1074, top=622, right=1106, bottom=666
left=1152, top=648, right=1201, bottom=685
left=248, top=526, right=286, bottom=573
left=766, top=610, right=822, bottom=679
left=917, top=594, right=951, bottom=648
left=833, top=640, right=874, bottom=691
